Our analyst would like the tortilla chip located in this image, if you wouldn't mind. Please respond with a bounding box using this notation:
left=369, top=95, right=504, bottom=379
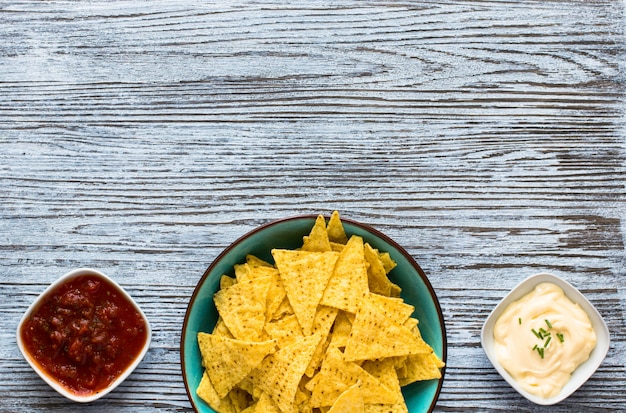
left=234, top=263, right=251, bottom=282
left=254, top=392, right=281, bottom=413
left=212, top=317, right=234, bottom=338
left=272, top=249, right=339, bottom=335
left=302, top=215, right=332, bottom=252
left=310, top=346, right=397, bottom=407
left=378, top=252, right=397, bottom=274
left=326, top=211, right=348, bottom=244
left=329, top=242, right=345, bottom=252
left=363, top=243, right=396, bottom=296
left=220, top=275, right=237, bottom=290
left=343, top=293, right=432, bottom=361
left=397, top=351, right=445, bottom=385
left=364, top=402, right=408, bottom=413
left=366, top=293, right=414, bottom=325
left=214, top=276, right=272, bottom=341
left=229, top=387, right=253, bottom=412
left=270, top=295, right=294, bottom=321
left=196, top=371, right=237, bottom=413
left=362, top=358, right=400, bottom=393
left=246, top=254, right=273, bottom=268
left=327, top=382, right=365, bottom=413
left=305, top=306, right=339, bottom=377
left=264, top=314, right=304, bottom=348
left=295, top=380, right=313, bottom=412
left=242, top=265, right=285, bottom=323
left=389, top=283, right=402, bottom=298
left=248, top=264, right=280, bottom=280
left=320, top=235, right=369, bottom=314
left=249, top=333, right=322, bottom=413
left=197, top=332, right=276, bottom=398
left=329, top=310, right=353, bottom=349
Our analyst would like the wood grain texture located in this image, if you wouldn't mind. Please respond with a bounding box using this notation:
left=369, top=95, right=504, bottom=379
left=1, top=0, right=624, bottom=412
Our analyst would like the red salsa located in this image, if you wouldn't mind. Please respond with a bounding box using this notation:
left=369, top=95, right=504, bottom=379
left=20, top=274, right=148, bottom=396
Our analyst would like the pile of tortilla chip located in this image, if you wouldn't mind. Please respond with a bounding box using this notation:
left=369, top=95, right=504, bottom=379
left=196, top=211, right=445, bottom=413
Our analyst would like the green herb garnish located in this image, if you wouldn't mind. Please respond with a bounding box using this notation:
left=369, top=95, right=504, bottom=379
left=533, top=346, right=545, bottom=359
left=531, top=319, right=563, bottom=359
left=519, top=317, right=522, bottom=325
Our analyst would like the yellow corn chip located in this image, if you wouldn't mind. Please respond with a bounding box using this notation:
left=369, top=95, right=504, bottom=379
left=378, top=251, right=397, bottom=274
left=272, top=249, right=339, bottom=336
left=327, top=382, right=364, bottom=413
left=320, top=235, right=369, bottom=314
left=343, top=293, right=432, bottom=361
left=364, top=243, right=395, bottom=297
left=196, top=371, right=237, bottom=413
left=326, top=210, right=349, bottom=245
left=264, top=314, right=304, bottom=348
left=366, top=293, right=414, bottom=325
left=240, top=265, right=285, bottom=323
left=248, top=264, right=280, bottom=280
left=403, top=317, right=419, bottom=331
left=310, top=346, right=397, bottom=407
left=220, top=275, right=236, bottom=290
left=389, top=283, right=402, bottom=298
left=270, top=295, right=294, bottom=321
left=249, top=333, right=322, bottom=413
left=212, top=317, right=234, bottom=338
left=329, top=242, right=345, bottom=252
left=362, top=358, right=400, bottom=393
left=329, top=310, right=353, bottom=349
left=246, top=254, right=273, bottom=268
left=241, top=405, right=256, bottom=413
left=397, top=351, right=445, bottom=385
left=364, top=402, right=408, bottom=413
left=197, top=332, right=276, bottom=398
left=305, top=306, right=338, bottom=377
left=229, top=387, right=253, bottom=412
left=234, top=263, right=251, bottom=282
left=254, top=392, right=281, bottom=413
left=214, top=276, right=272, bottom=341
left=295, top=381, right=313, bottom=412
left=302, top=215, right=332, bottom=252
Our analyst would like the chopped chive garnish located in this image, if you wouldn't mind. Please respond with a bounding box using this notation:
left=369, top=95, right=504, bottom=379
left=532, top=329, right=542, bottom=339
left=533, top=344, right=538, bottom=351
left=545, top=319, right=553, bottom=329
left=557, top=333, right=565, bottom=343
left=544, top=336, right=552, bottom=347
left=518, top=317, right=522, bottom=325
left=539, top=327, right=548, bottom=336
left=533, top=345, right=545, bottom=358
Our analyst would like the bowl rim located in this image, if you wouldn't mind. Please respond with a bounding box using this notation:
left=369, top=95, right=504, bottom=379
left=16, top=267, right=152, bottom=403
left=181, top=214, right=447, bottom=412
left=480, top=272, right=610, bottom=405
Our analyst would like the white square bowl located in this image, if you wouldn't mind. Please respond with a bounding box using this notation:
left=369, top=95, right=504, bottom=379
left=481, top=272, right=610, bottom=405
left=16, top=268, right=151, bottom=403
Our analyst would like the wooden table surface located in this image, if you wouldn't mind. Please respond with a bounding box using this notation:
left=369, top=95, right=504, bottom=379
left=1, top=1, right=624, bottom=412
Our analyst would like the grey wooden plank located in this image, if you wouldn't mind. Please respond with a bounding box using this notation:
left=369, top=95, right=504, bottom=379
left=0, top=0, right=624, bottom=411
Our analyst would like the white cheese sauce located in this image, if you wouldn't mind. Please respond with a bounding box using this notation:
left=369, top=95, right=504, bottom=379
left=493, top=282, right=596, bottom=398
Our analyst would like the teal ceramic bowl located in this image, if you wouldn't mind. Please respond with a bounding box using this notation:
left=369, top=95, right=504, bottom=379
left=181, top=215, right=446, bottom=412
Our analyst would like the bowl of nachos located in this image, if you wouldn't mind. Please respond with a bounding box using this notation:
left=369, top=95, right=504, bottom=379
left=181, top=211, right=446, bottom=412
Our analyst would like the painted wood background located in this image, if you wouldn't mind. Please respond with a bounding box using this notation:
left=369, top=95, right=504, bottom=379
left=1, top=1, right=624, bottom=412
